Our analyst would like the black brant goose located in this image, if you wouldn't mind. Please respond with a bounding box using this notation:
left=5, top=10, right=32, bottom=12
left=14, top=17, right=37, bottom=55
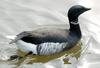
left=10, top=5, right=91, bottom=56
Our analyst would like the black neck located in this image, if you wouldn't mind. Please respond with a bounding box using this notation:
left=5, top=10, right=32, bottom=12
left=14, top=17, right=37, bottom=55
left=69, top=21, right=82, bottom=38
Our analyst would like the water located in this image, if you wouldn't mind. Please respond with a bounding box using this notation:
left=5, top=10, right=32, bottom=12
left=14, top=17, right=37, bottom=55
left=0, top=0, right=100, bottom=68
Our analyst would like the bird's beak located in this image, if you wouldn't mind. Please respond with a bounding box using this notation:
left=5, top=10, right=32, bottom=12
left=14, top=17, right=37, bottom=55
left=85, top=8, right=91, bottom=11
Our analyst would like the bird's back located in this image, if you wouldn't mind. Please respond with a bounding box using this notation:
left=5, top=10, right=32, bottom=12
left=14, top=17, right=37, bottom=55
left=20, top=28, right=70, bottom=44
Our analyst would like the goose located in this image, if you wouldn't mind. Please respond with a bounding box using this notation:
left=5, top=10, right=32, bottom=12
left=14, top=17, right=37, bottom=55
left=9, top=5, right=91, bottom=57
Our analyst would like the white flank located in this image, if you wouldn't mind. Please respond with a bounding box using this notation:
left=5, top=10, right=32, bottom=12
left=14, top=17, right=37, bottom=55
left=39, top=42, right=68, bottom=55
left=15, top=40, right=68, bottom=55
left=16, top=40, right=37, bottom=54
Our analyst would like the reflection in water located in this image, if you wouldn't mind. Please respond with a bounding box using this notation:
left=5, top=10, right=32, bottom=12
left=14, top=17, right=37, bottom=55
left=12, top=42, right=82, bottom=67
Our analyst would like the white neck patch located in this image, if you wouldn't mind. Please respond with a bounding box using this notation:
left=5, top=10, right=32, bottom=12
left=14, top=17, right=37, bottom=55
left=70, top=22, right=79, bottom=25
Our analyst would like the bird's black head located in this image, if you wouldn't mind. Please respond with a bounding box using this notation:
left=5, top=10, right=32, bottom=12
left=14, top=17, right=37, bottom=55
left=68, top=5, right=91, bottom=22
